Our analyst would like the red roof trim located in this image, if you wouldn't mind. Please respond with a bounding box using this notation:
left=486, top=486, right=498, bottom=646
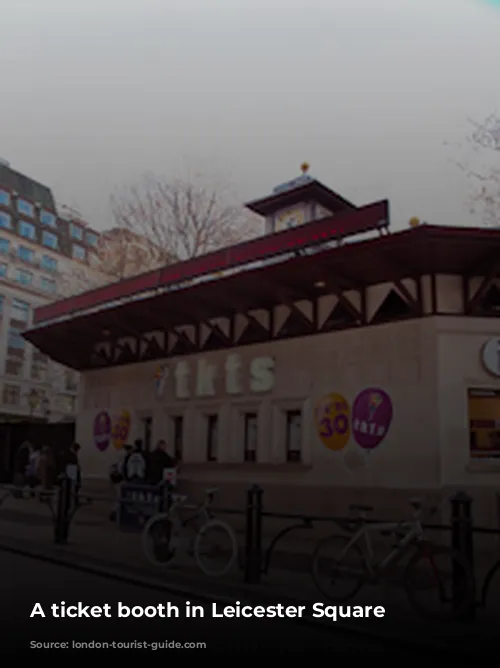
left=33, top=199, right=389, bottom=325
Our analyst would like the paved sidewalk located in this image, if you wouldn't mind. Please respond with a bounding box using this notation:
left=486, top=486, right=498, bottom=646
left=0, top=496, right=497, bottom=651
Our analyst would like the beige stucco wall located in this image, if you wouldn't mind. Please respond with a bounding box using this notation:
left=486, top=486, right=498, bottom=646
left=78, top=318, right=440, bottom=486
left=76, top=314, right=500, bottom=523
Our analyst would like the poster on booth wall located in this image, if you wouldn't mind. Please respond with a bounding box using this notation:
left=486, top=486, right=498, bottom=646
left=154, top=364, right=168, bottom=400
left=351, top=388, right=393, bottom=450
left=111, top=410, right=131, bottom=449
left=314, top=393, right=351, bottom=451
left=93, top=411, right=111, bottom=452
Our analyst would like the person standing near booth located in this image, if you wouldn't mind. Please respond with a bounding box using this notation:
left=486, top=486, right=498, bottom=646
left=147, top=440, right=177, bottom=486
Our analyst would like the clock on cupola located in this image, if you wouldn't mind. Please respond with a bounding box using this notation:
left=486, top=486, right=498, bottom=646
left=244, top=163, right=356, bottom=235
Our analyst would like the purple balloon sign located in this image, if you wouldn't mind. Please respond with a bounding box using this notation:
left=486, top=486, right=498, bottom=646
left=352, top=388, right=393, bottom=450
left=94, top=411, right=111, bottom=452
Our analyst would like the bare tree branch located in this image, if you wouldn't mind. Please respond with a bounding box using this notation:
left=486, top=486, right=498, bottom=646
left=447, top=114, right=500, bottom=227
left=110, top=172, right=263, bottom=262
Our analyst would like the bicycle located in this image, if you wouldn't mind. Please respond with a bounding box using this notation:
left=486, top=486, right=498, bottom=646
left=142, top=487, right=238, bottom=577
left=311, top=498, right=475, bottom=620
left=478, top=546, right=500, bottom=611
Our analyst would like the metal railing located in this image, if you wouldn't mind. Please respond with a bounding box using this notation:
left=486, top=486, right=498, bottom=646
left=1, top=479, right=499, bottom=621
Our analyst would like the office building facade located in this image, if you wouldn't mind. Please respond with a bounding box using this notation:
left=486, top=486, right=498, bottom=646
left=0, top=160, right=101, bottom=422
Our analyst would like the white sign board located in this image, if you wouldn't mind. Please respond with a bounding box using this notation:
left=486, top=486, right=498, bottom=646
left=481, top=338, right=500, bottom=377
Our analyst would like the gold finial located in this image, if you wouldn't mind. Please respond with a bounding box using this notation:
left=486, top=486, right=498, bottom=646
left=409, top=216, right=420, bottom=228
left=300, top=162, right=310, bottom=174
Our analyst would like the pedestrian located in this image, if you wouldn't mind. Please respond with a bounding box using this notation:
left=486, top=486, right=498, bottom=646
left=65, top=442, right=82, bottom=495
left=108, top=445, right=132, bottom=522
left=147, top=439, right=177, bottom=486
left=25, top=444, right=41, bottom=488
left=39, top=445, right=57, bottom=489
left=13, top=441, right=31, bottom=486
left=123, top=439, right=147, bottom=482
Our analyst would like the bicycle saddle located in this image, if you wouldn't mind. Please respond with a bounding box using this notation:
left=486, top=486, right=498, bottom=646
left=205, top=487, right=219, bottom=495
left=349, top=504, right=374, bottom=513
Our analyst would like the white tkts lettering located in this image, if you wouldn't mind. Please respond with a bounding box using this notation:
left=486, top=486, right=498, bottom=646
left=249, top=357, right=275, bottom=392
left=174, top=361, right=190, bottom=399
left=166, top=354, right=275, bottom=399
left=30, top=603, right=45, bottom=618
left=195, top=359, right=217, bottom=397
left=225, top=354, right=242, bottom=394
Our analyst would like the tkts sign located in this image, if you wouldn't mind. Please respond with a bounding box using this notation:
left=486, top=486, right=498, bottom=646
left=154, top=354, right=275, bottom=400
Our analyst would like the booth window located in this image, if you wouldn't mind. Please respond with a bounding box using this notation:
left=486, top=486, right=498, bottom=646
left=285, top=409, right=302, bottom=462
left=468, top=388, right=500, bottom=459
left=206, top=414, right=218, bottom=462
left=244, top=412, right=258, bottom=462
left=173, top=415, right=183, bottom=461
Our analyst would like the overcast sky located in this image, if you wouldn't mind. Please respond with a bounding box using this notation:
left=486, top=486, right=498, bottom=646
left=1, top=0, right=499, bottom=231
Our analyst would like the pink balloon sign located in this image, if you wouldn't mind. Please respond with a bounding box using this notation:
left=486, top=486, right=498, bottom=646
left=352, top=388, right=393, bottom=450
left=94, top=411, right=111, bottom=452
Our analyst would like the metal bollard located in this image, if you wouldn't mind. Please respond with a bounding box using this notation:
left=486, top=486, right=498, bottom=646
left=451, top=491, right=475, bottom=621
left=244, top=484, right=263, bottom=584
left=54, top=476, right=72, bottom=545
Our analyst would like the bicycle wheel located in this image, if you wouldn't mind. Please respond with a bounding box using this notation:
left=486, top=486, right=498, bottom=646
left=142, top=513, right=178, bottom=567
left=194, top=519, right=238, bottom=577
left=482, top=559, right=500, bottom=610
left=312, top=534, right=366, bottom=601
left=405, top=543, right=475, bottom=620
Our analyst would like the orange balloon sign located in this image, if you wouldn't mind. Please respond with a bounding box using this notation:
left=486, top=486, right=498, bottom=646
left=111, top=409, right=131, bottom=450
left=315, top=393, right=350, bottom=451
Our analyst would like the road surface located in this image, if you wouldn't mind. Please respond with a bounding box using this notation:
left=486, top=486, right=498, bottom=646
left=0, top=550, right=456, bottom=656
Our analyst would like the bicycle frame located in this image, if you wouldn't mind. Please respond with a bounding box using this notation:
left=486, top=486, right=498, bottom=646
left=168, top=495, right=213, bottom=528
left=342, top=520, right=424, bottom=575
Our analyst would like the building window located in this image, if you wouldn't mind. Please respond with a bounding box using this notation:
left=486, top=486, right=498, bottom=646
left=40, top=277, right=56, bottom=294
left=15, top=268, right=33, bottom=286
left=7, top=328, right=25, bottom=350
left=0, top=294, right=4, bottom=315
left=86, top=231, right=98, bottom=246
left=244, top=412, right=258, bottom=462
left=72, top=244, right=86, bottom=261
left=17, top=199, right=34, bottom=217
left=0, top=238, right=9, bottom=254
left=19, top=220, right=36, bottom=240
left=206, top=414, right=218, bottom=462
left=5, top=358, right=22, bottom=377
left=0, top=263, right=7, bottom=278
left=31, top=363, right=47, bottom=381
left=285, top=409, right=302, bottom=462
left=70, top=223, right=83, bottom=240
left=40, top=210, right=56, bottom=227
left=0, top=190, right=10, bottom=206
left=3, top=384, right=20, bottom=406
left=0, top=212, right=11, bottom=229
left=11, top=298, right=29, bottom=323
left=18, top=246, right=34, bottom=263
left=468, top=388, right=500, bottom=459
left=41, top=255, right=58, bottom=272
left=42, top=231, right=58, bottom=249
left=64, top=369, right=78, bottom=391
